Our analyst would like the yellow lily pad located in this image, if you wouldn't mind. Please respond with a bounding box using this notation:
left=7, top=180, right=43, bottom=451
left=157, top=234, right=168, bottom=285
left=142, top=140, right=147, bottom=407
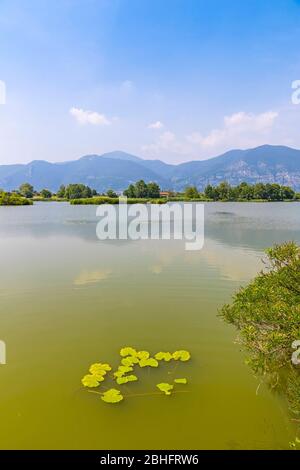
left=118, top=365, right=133, bottom=374
left=120, top=347, right=137, bottom=357
left=101, top=388, right=123, bottom=404
left=139, top=357, right=159, bottom=368
left=155, top=352, right=173, bottom=362
left=156, top=383, right=174, bottom=395
left=81, top=374, right=102, bottom=388
left=172, top=350, right=191, bottom=362
left=136, top=350, right=150, bottom=360
left=89, top=363, right=111, bottom=374
left=121, top=356, right=139, bottom=366
left=116, top=374, right=138, bottom=385
left=174, top=378, right=187, bottom=384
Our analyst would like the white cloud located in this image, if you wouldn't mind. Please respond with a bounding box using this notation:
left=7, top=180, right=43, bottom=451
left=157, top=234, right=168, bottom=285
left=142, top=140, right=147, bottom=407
left=148, top=120, right=164, bottom=129
left=186, top=111, right=278, bottom=149
left=70, top=107, right=111, bottom=126
left=142, top=131, right=188, bottom=157
left=142, top=110, right=279, bottom=160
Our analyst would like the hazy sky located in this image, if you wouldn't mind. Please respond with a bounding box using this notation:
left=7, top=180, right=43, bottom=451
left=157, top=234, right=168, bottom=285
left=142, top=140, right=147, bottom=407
left=0, top=0, right=300, bottom=164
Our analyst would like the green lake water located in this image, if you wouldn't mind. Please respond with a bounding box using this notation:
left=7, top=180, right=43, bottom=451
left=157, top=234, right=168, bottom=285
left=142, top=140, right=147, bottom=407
left=0, top=202, right=299, bottom=449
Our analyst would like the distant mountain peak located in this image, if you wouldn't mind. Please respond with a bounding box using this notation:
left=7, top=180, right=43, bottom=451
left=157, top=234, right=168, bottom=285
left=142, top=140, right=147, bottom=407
left=0, top=145, right=300, bottom=192
left=101, top=151, right=142, bottom=162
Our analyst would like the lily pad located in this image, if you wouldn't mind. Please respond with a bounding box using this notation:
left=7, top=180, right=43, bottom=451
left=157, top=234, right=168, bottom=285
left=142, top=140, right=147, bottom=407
left=174, top=378, right=187, bottom=384
left=121, top=356, right=139, bottom=366
left=113, top=370, right=125, bottom=378
left=136, top=350, right=150, bottom=360
left=89, top=363, right=111, bottom=374
left=120, top=347, right=137, bottom=357
left=81, top=374, right=102, bottom=388
left=155, top=352, right=173, bottom=362
left=101, top=388, right=123, bottom=404
left=172, top=350, right=191, bottom=362
left=156, top=383, right=174, bottom=395
left=139, top=357, right=159, bottom=368
left=118, top=365, right=133, bottom=374
left=116, top=374, right=138, bottom=385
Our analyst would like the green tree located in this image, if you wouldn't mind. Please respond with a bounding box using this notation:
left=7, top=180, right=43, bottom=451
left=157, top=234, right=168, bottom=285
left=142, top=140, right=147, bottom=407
left=237, top=182, right=254, bottom=200
left=147, top=182, right=160, bottom=198
left=281, top=186, right=295, bottom=200
left=184, top=186, right=199, bottom=199
left=216, top=181, right=231, bottom=200
left=123, top=184, right=136, bottom=198
left=106, top=189, right=118, bottom=198
left=40, top=189, right=52, bottom=199
left=135, top=180, right=148, bottom=198
left=57, top=185, right=66, bottom=198
left=265, top=183, right=282, bottom=201
left=64, top=184, right=93, bottom=199
left=204, top=184, right=219, bottom=200
left=253, top=183, right=267, bottom=200
left=19, top=183, right=34, bottom=198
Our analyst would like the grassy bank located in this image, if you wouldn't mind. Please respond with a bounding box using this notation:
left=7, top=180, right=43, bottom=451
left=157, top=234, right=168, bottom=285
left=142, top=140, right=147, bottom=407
left=70, top=196, right=168, bottom=205
left=0, top=192, right=33, bottom=206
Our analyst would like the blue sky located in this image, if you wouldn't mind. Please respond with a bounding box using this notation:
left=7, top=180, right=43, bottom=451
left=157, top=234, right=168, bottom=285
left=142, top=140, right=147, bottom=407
left=0, top=0, right=300, bottom=164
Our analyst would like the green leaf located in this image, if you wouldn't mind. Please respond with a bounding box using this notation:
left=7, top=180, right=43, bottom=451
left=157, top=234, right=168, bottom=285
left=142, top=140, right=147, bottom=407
left=89, top=363, right=111, bottom=374
left=118, top=365, right=133, bottom=374
left=172, top=350, right=191, bottom=362
left=116, top=374, right=138, bottom=385
left=155, top=352, right=173, bottom=362
left=120, top=347, right=137, bottom=357
left=136, top=350, right=150, bottom=360
left=113, top=370, right=125, bottom=378
left=101, top=388, right=124, bottom=404
left=121, top=356, right=139, bottom=366
left=81, top=374, right=103, bottom=388
left=139, top=357, right=159, bottom=368
left=174, top=378, right=187, bottom=384
left=156, top=383, right=174, bottom=395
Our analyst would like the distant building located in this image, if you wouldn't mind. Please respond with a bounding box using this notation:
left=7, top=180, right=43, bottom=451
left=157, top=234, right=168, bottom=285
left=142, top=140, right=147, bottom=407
left=160, top=191, right=170, bottom=198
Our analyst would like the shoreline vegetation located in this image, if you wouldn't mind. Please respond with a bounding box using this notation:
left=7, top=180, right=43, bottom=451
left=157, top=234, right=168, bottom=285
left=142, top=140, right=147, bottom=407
left=221, top=242, right=300, bottom=446
left=1, top=180, right=300, bottom=206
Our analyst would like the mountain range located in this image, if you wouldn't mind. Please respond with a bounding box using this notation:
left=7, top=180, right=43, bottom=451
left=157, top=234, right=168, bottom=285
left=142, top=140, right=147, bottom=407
left=1, top=145, right=300, bottom=192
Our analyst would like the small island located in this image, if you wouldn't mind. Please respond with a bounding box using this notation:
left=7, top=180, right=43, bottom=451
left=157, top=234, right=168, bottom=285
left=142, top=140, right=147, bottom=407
left=0, top=190, right=32, bottom=206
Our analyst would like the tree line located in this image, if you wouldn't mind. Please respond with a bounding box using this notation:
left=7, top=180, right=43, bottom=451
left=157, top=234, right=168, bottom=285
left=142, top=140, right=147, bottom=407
left=203, top=181, right=296, bottom=201
left=3, top=180, right=299, bottom=202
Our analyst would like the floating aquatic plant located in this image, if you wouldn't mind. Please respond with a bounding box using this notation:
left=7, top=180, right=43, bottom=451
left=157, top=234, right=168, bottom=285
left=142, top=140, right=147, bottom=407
left=172, top=350, right=191, bottom=362
left=136, top=350, right=150, bottom=360
left=120, top=347, right=137, bottom=357
left=90, top=362, right=112, bottom=373
left=81, top=374, right=103, bottom=387
left=139, top=357, right=159, bottom=368
left=155, top=352, right=173, bottom=362
left=156, top=383, right=174, bottom=395
left=81, top=347, right=191, bottom=404
left=174, top=378, right=187, bottom=384
left=117, top=365, right=133, bottom=374
left=116, top=374, right=138, bottom=385
left=121, top=356, right=139, bottom=366
left=101, top=388, right=123, bottom=404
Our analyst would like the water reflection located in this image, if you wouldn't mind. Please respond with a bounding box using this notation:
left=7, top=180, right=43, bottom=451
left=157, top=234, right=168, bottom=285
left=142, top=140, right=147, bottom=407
left=0, top=201, right=299, bottom=449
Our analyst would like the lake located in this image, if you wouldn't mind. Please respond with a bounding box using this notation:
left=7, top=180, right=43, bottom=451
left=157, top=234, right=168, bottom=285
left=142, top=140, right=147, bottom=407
left=0, top=202, right=299, bottom=449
